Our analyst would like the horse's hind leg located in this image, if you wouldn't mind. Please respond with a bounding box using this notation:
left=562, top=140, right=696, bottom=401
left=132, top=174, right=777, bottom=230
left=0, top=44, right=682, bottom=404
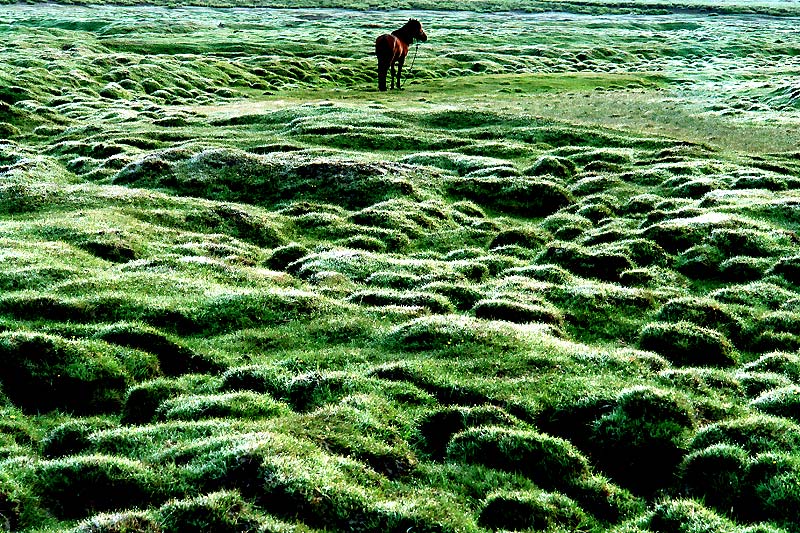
left=377, top=61, right=389, bottom=91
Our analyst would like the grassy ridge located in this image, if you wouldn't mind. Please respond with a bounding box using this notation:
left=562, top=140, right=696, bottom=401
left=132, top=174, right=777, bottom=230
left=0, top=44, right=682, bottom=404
left=3, top=4, right=800, bottom=533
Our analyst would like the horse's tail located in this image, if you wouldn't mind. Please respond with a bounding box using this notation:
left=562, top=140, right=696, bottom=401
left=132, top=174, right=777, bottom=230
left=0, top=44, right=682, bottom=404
left=375, top=34, right=392, bottom=91
left=375, top=34, right=391, bottom=57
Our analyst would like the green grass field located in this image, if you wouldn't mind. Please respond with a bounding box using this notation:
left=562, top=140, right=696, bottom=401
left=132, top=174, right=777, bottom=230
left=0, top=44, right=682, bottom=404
left=3, top=2, right=800, bottom=532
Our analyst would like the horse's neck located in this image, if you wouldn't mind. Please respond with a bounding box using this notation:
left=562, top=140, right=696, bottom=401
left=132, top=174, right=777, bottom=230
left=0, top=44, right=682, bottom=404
left=391, top=27, right=414, bottom=45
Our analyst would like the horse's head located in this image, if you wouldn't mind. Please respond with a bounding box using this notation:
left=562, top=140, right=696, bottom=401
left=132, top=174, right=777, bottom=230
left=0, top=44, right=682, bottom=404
left=407, top=19, right=427, bottom=42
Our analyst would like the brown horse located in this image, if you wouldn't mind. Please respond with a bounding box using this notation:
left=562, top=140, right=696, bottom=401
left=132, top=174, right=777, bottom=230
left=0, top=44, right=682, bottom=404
left=375, top=19, right=427, bottom=91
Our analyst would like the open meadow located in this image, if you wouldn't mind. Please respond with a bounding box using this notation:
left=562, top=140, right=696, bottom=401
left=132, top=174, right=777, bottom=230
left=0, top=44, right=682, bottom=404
left=2, top=2, right=800, bottom=532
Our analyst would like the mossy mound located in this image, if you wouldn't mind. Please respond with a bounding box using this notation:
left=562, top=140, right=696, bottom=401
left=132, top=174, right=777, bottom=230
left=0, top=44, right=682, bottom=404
left=689, top=415, right=800, bottom=455
left=41, top=419, right=117, bottom=458
left=749, top=386, right=800, bottom=422
left=537, top=242, right=634, bottom=282
left=95, top=322, right=221, bottom=376
left=415, top=405, right=521, bottom=459
left=156, top=391, right=290, bottom=421
left=35, top=455, right=164, bottom=519
left=638, top=322, right=737, bottom=367
left=589, top=386, right=696, bottom=495
left=654, top=298, right=742, bottom=342
left=678, top=444, right=749, bottom=515
left=446, top=426, right=591, bottom=490
left=743, top=352, right=800, bottom=383
left=383, top=315, right=539, bottom=352
left=479, top=490, right=588, bottom=531
left=156, top=490, right=261, bottom=533
left=115, top=149, right=419, bottom=210
left=0, top=331, right=133, bottom=414
left=347, top=289, right=455, bottom=314
left=445, top=175, right=573, bottom=217
left=473, top=298, right=564, bottom=326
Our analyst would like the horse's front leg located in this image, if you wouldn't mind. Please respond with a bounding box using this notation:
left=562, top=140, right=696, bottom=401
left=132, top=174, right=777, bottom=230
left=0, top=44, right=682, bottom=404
left=390, top=62, right=397, bottom=90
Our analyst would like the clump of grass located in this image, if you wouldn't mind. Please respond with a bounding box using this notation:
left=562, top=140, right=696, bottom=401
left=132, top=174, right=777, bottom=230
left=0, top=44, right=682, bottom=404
left=489, top=226, right=550, bottom=250
left=95, top=322, right=221, bottom=376
left=502, top=263, right=574, bottom=284
left=40, top=419, right=116, bottom=458
left=709, top=227, right=796, bottom=258
left=156, top=490, right=261, bottom=533
left=766, top=255, right=800, bottom=284
left=0, top=468, right=42, bottom=533
left=643, top=498, right=739, bottom=533
left=419, top=281, right=483, bottom=311
left=658, top=367, right=742, bottom=397
left=415, top=405, right=521, bottom=459
left=364, top=271, right=420, bottom=290
left=71, top=511, right=162, bottom=533
left=654, top=297, right=742, bottom=343
left=537, top=242, right=634, bottom=282
left=473, top=298, right=564, bottom=327
left=479, top=490, right=589, bottom=531
left=223, top=369, right=364, bottom=413
left=711, top=281, right=798, bottom=310
left=447, top=426, right=591, bottom=490
left=743, top=352, right=800, bottom=383
left=347, top=289, right=454, bottom=314
left=219, top=365, right=285, bottom=395
left=589, top=386, right=695, bottom=495
left=156, top=391, right=290, bottom=421
left=688, top=414, right=800, bottom=454
left=675, top=244, right=725, bottom=279
left=0, top=331, right=131, bottom=414
left=741, top=453, right=800, bottom=527
left=638, top=322, right=737, bottom=367
left=678, top=444, right=749, bottom=516
left=445, top=175, right=573, bottom=217
left=524, top=155, right=576, bottom=179
left=749, top=386, right=800, bottom=422
left=719, top=256, right=771, bottom=282
left=735, top=371, right=793, bottom=398
left=605, top=238, right=670, bottom=267
left=384, top=315, right=532, bottom=352
left=121, top=378, right=188, bottom=425
left=540, top=212, right=593, bottom=241
left=35, top=455, right=165, bottom=519
left=264, top=242, right=309, bottom=272
left=339, top=234, right=387, bottom=252
left=642, top=213, right=732, bottom=254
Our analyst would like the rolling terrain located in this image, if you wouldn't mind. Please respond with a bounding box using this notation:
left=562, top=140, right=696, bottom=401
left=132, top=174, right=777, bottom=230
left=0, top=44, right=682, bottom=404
left=2, top=4, right=800, bottom=532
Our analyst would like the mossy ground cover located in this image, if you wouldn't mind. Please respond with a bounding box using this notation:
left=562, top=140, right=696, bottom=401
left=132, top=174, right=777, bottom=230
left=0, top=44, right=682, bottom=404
left=3, top=2, right=800, bottom=532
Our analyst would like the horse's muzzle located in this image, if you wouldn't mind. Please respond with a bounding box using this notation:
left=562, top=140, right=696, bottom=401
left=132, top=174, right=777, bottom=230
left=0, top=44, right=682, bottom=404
left=417, top=31, right=428, bottom=42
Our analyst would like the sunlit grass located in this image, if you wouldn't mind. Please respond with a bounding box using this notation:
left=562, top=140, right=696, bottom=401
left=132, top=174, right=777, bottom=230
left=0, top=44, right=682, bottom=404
left=2, top=3, right=800, bottom=532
